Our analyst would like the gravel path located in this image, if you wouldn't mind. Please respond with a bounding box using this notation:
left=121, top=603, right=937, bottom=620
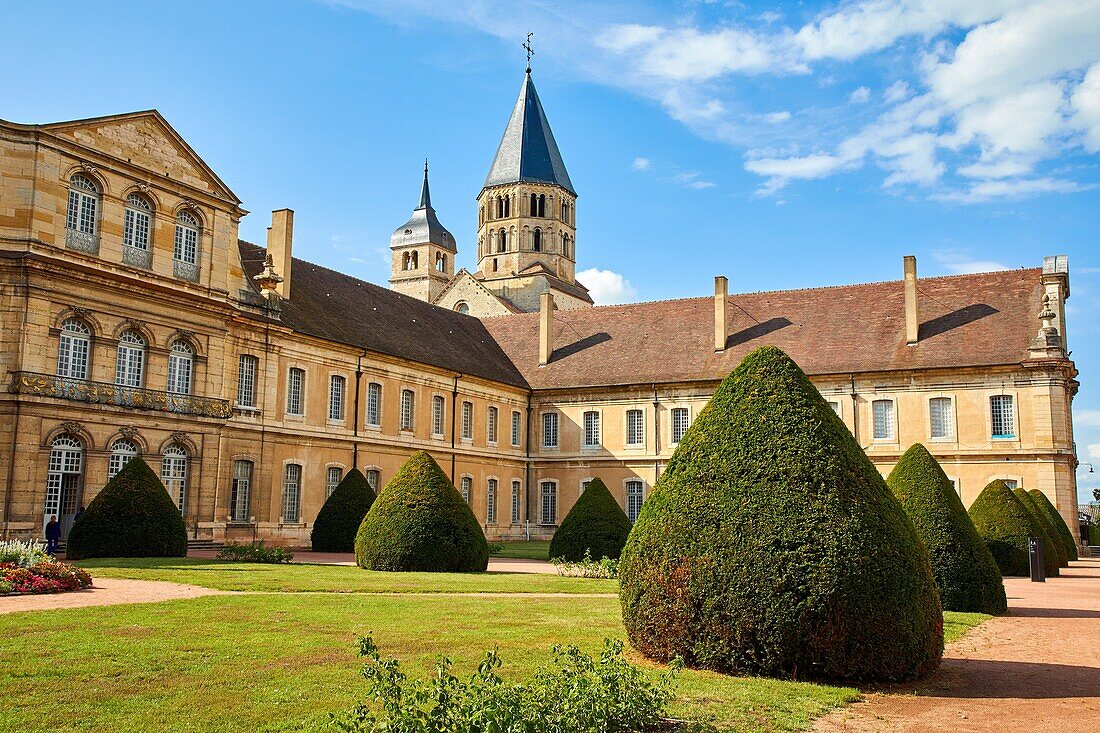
left=187, top=549, right=560, bottom=574
left=814, top=556, right=1100, bottom=733
left=0, top=577, right=229, bottom=614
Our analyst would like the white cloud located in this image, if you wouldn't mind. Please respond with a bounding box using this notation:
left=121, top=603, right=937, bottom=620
left=932, top=249, right=1010, bottom=273
left=1072, top=63, right=1100, bottom=152
left=576, top=268, right=638, bottom=305
left=763, top=111, right=792, bottom=123
left=849, top=86, right=871, bottom=104
left=931, top=177, right=1089, bottom=203
left=631, top=156, right=651, bottom=171
left=1089, top=442, right=1100, bottom=461
left=667, top=171, right=716, bottom=189
left=744, top=153, right=850, bottom=193
left=1077, top=409, right=1100, bottom=427
left=884, top=80, right=911, bottom=103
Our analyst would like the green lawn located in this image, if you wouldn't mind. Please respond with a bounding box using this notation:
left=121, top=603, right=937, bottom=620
left=0, top=559, right=990, bottom=733
left=489, top=540, right=552, bottom=560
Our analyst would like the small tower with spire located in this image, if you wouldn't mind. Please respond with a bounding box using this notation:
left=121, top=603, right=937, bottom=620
left=389, top=161, right=456, bottom=302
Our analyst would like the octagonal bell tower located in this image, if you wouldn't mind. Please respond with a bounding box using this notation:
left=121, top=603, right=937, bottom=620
left=389, top=162, right=456, bottom=302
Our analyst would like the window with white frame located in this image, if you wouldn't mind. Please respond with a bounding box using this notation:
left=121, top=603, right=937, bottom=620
left=329, top=375, right=346, bottom=421
left=366, top=382, right=381, bottom=426
left=237, top=355, right=258, bottom=408
left=57, top=318, right=91, bottom=380
left=540, top=481, right=557, bottom=524
left=230, top=460, right=252, bottom=521
left=671, top=407, right=690, bottom=444
left=66, top=174, right=99, bottom=236
left=827, top=400, right=842, bottom=417
left=167, top=341, right=194, bottom=395
left=161, top=445, right=188, bottom=513
left=115, top=330, right=145, bottom=388
left=1000, top=478, right=1019, bottom=489
left=583, top=411, right=601, bottom=448
left=487, top=406, right=499, bottom=444
left=487, top=478, right=497, bottom=524
left=44, top=435, right=83, bottom=522
left=460, top=476, right=472, bottom=504
left=400, top=389, right=415, bottom=431
left=511, top=411, right=521, bottom=446
left=283, top=464, right=302, bottom=522
left=174, top=210, right=199, bottom=265
left=366, top=469, right=380, bottom=492
left=626, top=409, right=644, bottom=447
left=626, top=479, right=645, bottom=523
left=286, top=368, right=305, bottom=416
left=511, top=480, right=521, bottom=524
left=542, top=412, right=559, bottom=448
left=990, top=395, right=1015, bottom=439
left=461, top=401, right=473, bottom=440
left=929, top=397, right=954, bottom=440
left=581, top=479, right=592, bottom=493
left=432, top=395, right=445, bottom=436
left=108, top=439, right=138, bottom=479
left=872, top=399, right=895, bottom=440
left=326, top=466, right=342, bottom=498
left=123, top=193, right=153, bottom=253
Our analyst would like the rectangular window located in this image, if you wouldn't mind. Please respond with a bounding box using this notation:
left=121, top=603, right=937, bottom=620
left=671, top=408, right=690, bottom=444
left=487, top=406, right=498, bottom=444
left=929, top=397, right=953, bottom=440
left=542, top=412, right=559, bottom=448
left=460, top=476, right=472, bottom=504
left=626, top=479, right=645, bottom=523
left=326, top=466, right=342, bottom=498
left=174, top=224, right=198, bottom=265
left=230, top=460, right=252, bottom=522
left=991, top=395, right=1015, bottom=438
left=286, top=368, right=304, bottom=416
left=626, top=409, right=644, bottom=447
left=540, top=481, right=557, bottom=524
left=283, top=464, right=301, bottom=523
left=511, top=411, right=521, bottom=446
left=329, top=375, right=346, bottom=421
left=581, top=480, right=592, bottom=493
left=511, top=480, right=521, bottom=524
left=583, top=411, right=601, bottom=448
left=431, top=395, right=445, bottom=436
left=827, top=400, right=842, bottom=416
left=487, top=478, right=497, bottom=524
left=366, top=469, right=380, bottom=492
left=237, top=355, right=258, bottom=408
left=462, top=401, right=473, bottom=440
left=872, top=399, right=895, bottom=440
left=400, top=389, right=415, bottom=431
left=366, top=383, right=382, bottom=427
left=1001, top=478, right=1019, bottom=489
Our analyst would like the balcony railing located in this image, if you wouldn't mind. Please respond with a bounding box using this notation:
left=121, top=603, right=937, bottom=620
left=65, top=228, right=100, bottom=255
left=174, top=258, right=199, bottom=282
left=9, top=371, right=232, bottom=419
left=122, top=244, right=152, bottom=269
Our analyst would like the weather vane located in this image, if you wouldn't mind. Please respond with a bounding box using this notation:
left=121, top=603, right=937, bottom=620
left=524, top=32, right=534, bottom=73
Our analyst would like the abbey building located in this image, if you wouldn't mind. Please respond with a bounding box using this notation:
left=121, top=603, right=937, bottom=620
left=0, top=70, right=1082, bottom=547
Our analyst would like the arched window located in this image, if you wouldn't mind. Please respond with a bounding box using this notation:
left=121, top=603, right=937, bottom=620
left=409, top=251, right=418, bottom=269
left=537, top=194, right=546, bottom=218
left=400, top=389, right=415, bottom=431
left=44, top=435, right=83, bottom=534
left=496, top=196, right=504, bottom=218
left=533, top=228, right=542, bottom=252
left=487, top=478, right=498, bottom=524
left=167, top=341, right=193, bottom=395
left=435, top=252, right=446, bottom=272
left=498, top=229, right=507, bottom=253
left=66, top=174, right=100, bottom=251
left=108, top=439, right=139, bottom=479
left=626, top=480, right=645, bottom=522
left=366, top=382, right=382, bottom=426
left=57, top=318, right=91, bottom=380
left=504, top=196, right=510, bottom=217
left=161, top=445, right=188, bottom=513
left=454, top=302, right=470, bottom=315
left=123, top=193, right=153, bottom=267
left=174, top=211, right=200, bottom=264
left=115, top=330, right=145, bottom=388
left=460, top=476, right=472, bottom=504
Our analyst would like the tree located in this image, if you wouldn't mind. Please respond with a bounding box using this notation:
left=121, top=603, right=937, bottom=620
left=549, top=477, right=633, bottom=561
left=355, top=451, right=488, bottom=572
left=1027, top=489, right=1078, bottom=561
left=968, top=480, right=1056, bottom=577
left=66, top=457, right=187, bottom=560
left=619, top=346, right=943, bottom=682
left=886, top=444, right=1006, bottom=614
left=1013, top=488, right=1067, bottom=570
left=311, top=468, right=376, bottom=553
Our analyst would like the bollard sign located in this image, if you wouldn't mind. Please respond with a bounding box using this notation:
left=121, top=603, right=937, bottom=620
left=1029, top=536, right=1046, bottom=583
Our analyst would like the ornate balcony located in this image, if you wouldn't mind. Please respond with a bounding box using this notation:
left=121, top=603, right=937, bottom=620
left=65, top=228, right=100, bottom=255
left=122, top=244, right=152, bottom=269
left=174, top=258, right=199, bottom=282
left=9, top=371, right=232, bottom=419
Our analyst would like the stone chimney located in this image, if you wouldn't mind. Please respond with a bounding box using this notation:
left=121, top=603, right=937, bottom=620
left=714, top=276, right=728, bottom=352
left=539, top=292, right=555, bottom=366
left=904, top=256, right=918, bottom=345
left=267, top=209, right=294, bottom=299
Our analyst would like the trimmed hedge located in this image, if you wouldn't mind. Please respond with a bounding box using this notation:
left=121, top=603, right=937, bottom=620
left=619, top=345, right=943, bottom=682
left=887, top=444, right=1007, bottom=615
left=968, top=481, right=1055, bottom=577
left=312, top=468, right=376, bottom=552
left=1027, top=489, right=1078, bottom=561
left=1013, top=488, right=1067, bottom=569
left=355, top=451, right=488, bottom=572
left=66, top=457, right=187, bottom=560
left=549, top=477, right=633, bottom=562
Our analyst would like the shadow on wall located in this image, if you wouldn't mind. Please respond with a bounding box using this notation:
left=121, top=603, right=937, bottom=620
left=919, top=304, right=998, bottom=340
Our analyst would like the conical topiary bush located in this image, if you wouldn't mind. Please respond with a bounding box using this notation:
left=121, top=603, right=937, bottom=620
left=311, top=468, right=376, bottom=553
left=66, top=456, right=187, bottom=560
left=968, top=480, right=1055, bottom=577
left=619, top=345, right=943, bottom=682
left=1028, top=489, right=1078, bottom=561
left=887, top=444, right=1007, bottom=615
left=549, top=477, right=633, bottom=561
left=1013, top=488, right=1067, bottom=570
left=355, top=451, right=488, bottom=572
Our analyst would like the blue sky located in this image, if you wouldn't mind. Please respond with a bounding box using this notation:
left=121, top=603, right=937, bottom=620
left=5, top=0, right=1099, bottom=504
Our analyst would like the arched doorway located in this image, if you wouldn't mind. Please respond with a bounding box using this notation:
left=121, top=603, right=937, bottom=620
left=45, top=435, right=84, bottom=538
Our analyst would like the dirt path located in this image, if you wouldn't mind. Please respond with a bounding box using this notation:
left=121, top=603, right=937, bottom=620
left=815, top=556, right=1100, bottom=732
left=187, top=548, right=560, bottom=574
left=0, top=577, right=229, bottom=614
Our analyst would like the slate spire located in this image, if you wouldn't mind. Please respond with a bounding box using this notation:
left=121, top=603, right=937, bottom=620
left=418, top=159, right=431, bottom=209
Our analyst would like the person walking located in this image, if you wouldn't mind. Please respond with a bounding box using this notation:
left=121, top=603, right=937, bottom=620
left=45, top=515, right=62, bottom=555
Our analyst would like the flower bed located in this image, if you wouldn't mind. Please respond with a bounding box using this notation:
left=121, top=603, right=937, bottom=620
left=0, top=542, right=93, bottom=595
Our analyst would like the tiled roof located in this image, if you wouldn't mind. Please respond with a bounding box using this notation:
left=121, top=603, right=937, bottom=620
left=238, top=241, right=528, bottom=388
left=480, top=268, right=1046, bottom=389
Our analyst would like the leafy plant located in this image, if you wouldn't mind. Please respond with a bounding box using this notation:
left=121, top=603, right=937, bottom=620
left=216, top=540, right=294, bottom=564
left=553, top=550, right=620, bottom=579
left=486, top=542, right=505, bottom=554
left=0, top=539, right=50, bottom=569
left=549, top=477, right=633, bottom=562
left=0, top=561, right=92, bottom=594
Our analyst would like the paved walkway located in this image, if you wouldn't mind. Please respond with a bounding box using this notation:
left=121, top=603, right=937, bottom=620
left=0, top=577, right=228, bottom=614
left=815, top=556, right=1100, bottom=733
left=187, top=548, right=559, bottom=574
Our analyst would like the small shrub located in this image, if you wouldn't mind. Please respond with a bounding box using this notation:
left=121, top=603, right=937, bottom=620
left=1013, top=488, right=1066, bottom=570
left=968, top=480, right=1054, bottom=577
left=549, top=477, right=633, bottom=562
left=1027, top=489, right=1078, bottom=561
left=0, top=539, right=50, bottom=569
left=332, top=634, right=688, bottom=733
left=66, top=457, right=187, bottom=560
left=0, top=561, right=92, bottom=595
left=553, top=550, right=619, bottom=579
left=486, top=542, right=505, bottom=554
left=216, top=540, right=293, bottom=564
left=312, top=469, right=376, bottom=553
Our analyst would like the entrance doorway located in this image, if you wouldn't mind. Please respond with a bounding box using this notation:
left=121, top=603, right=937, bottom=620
left=44, top=435, right=84, bottom=539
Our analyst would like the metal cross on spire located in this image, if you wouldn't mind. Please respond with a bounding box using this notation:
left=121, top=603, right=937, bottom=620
left=524, top=32, right=534, bottom=73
